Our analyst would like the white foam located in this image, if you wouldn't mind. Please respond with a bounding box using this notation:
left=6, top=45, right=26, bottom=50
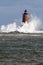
left=1, top=22, right=17, bottom=32
left=17, top=17, right=41, bottom=33
left=0, top=16, right=43, bottom=33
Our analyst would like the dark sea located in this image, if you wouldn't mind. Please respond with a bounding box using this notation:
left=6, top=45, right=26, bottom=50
left=0, top=33, right=43, bottom=65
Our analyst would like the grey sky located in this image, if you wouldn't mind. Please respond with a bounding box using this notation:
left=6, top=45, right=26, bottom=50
left=0, top=0, right=43, bottom=25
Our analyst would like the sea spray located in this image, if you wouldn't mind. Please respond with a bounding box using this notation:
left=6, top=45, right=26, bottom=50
left=0, top=16, right=41, bottom=33
left=1, top=22, right=17, bottom=32
left=18, top=16, right=41, bottom=33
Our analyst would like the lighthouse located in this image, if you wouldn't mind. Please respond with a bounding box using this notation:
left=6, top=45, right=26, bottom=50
left=22, top=10, right=30, bottom=23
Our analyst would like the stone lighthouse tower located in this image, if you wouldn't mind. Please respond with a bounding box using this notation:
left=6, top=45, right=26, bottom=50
left=22, top=10, right=30, bottom=23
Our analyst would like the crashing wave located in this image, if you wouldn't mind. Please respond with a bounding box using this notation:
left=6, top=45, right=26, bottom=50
left=0, top=16, right=43, bottom=33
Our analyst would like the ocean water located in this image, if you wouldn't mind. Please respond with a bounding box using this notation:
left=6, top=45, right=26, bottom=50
left=0, top=33, right=43, bottom=65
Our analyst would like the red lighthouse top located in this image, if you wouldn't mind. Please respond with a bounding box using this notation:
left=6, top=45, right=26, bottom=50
left=22, top=10, right=30, bottom=23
